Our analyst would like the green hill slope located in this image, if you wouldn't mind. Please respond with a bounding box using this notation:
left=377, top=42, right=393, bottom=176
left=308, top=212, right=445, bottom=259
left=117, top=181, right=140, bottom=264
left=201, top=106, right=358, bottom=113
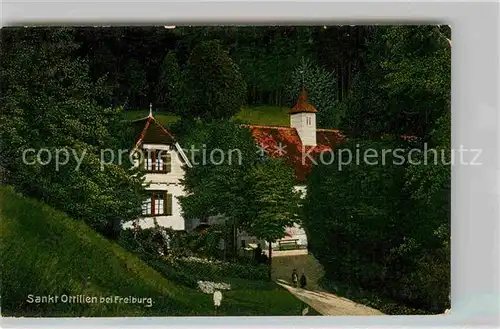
left=124, top=105, right=290, bottom=128
left=0, top=187, right=315, bottom=317
left=0, top=186, right=209, bottom=317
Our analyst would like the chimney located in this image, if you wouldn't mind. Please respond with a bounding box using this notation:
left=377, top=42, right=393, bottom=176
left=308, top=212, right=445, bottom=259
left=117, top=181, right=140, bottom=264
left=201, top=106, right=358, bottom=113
left=290, top=88, right=317, bottom=146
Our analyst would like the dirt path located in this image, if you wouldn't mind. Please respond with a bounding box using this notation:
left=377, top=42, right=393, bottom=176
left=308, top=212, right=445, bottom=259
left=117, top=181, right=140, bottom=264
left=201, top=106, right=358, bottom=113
left=277, top=280, right=384, bottom=316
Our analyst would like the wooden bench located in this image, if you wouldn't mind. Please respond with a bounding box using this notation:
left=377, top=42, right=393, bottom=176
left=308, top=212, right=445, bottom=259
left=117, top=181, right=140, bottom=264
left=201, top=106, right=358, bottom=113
left=278, top=239, right=299, bottom=250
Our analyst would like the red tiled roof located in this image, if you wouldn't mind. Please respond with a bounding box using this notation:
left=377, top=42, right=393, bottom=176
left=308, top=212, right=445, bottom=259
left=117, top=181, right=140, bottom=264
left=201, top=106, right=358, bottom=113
left=289, top=88, right=318, bottom=114
left=131, top=113, right=346, bottom=183
left=243, top=124, right=345, bottom=182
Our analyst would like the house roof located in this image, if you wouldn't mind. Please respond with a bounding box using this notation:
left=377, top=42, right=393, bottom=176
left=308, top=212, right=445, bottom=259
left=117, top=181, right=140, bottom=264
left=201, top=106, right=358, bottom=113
left=132, top=115, right=176, bottom=147
left=289, top=88, right=318, bottom=114
left=131, top=113, right=193, bottom=168
left=243, top=124, right=345, bottom=182
left=131, top=95, right=345, bottom=182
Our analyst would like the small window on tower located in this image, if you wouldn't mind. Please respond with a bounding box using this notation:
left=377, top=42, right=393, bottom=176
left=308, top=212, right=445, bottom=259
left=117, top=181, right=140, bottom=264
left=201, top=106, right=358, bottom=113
left=307, top=116, right=312, bottom=126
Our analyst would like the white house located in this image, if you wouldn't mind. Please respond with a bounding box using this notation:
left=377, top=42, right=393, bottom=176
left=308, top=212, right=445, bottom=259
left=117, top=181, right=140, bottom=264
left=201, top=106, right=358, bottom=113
left=126, top=90, right=345, bottom=251
left=124, top=106, right=192, bottom=231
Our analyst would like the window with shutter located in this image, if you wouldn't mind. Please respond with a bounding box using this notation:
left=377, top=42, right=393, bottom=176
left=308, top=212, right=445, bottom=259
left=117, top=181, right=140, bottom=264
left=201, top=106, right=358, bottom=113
left=162, top=152, right=172, bottom=173
left=142, top=191, right=170, bottom=216
left=137, top=153, right=146, bottom=171
left=165, top=193, right=173, bottom=216
left=154, top=192, right=165, bottom=215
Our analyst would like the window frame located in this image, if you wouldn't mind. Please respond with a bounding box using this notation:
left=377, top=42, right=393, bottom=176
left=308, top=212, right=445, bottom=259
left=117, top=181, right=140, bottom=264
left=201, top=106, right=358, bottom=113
left=143, top=149, right=172, bottom=173
left=141, top=191, right=173, bottom=217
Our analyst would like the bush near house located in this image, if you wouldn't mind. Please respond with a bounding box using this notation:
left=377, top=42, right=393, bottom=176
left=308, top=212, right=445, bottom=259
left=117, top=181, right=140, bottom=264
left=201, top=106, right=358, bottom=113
left=119, top=227, right=269, bottom=283
left=170, top=257, right=269, bottom=282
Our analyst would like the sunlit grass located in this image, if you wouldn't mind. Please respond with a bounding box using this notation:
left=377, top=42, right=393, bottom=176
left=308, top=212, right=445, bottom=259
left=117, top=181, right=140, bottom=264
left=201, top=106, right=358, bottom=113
left=234, top=106, right=290, bottom=127
left=125, top=105, right=290, bottom=128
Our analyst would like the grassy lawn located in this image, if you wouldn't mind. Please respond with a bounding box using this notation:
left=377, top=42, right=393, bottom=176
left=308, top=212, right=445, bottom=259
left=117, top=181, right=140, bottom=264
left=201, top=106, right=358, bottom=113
left=218, top=278, right=320, bottom=316
left=272, top=254, right=325, bottom=291
left=234, top=105, right=290, bottom=127
left=124, top=105, right=290, bottom=128
left=0, top=186, right=316, bottom=317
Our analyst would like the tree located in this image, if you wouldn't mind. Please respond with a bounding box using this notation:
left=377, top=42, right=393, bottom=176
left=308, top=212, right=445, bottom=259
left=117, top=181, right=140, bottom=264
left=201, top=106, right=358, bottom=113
left=312, top=25, right=373, bottom=102
left=339, top=25, right=451, bottom=139
left=178, top=121, right=301, bottom=269
left=302, top=138, right=412, bottom=291
left=0, top=27, right=146, bottom=238
left=177, top=40, right=247, bottom=120
left=123, top=58, right=149, bottom=104
left=245, top=158, right=301, bottom=280
left=402, top=112, right=451, bottom=311
left=285, top=57, right=339, bottom=128
left=303, top=136, right=451, bottom=312
left=178, top=120, right=258, bottom=257
left=156, top=50, right=181, bottom=112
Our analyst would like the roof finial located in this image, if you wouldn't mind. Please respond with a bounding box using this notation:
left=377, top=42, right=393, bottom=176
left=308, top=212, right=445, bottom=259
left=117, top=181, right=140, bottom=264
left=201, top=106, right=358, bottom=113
left=149, top=103, right=153, bottom=117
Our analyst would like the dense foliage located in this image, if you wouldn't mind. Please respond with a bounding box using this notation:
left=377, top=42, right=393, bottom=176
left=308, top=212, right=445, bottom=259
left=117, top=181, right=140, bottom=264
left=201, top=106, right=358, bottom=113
left=65, top=26, right=372, bottom=109
left=0, top=28, right=146, bottom=238
left=339, top=25, right=451, bottom=139
left=156, top=50, right=182, bottom=112
left=178, top=121, right=302, bottom=267
left=303, top=25, right=451, bottom=314
left=285, top=57, right=339, bottom=128
left=245, top=158, right=301, bottom=243
left=178, top=40, right=247, bottom=120
left=118, top=224, right=269, bottom=286
left=1, top=25, right=451, bottom=314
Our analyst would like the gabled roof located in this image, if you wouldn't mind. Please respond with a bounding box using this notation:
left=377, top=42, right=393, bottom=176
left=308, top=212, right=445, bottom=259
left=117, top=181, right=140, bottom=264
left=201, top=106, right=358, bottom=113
left=132, top=115, right=176, bottom=147
left=131, top=113, right=192, bottom=168
left=243, top=124, right=345, bottom=182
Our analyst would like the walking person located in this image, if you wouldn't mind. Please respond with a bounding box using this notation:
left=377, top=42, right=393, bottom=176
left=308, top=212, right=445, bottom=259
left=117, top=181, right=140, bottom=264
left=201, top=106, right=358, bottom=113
left=292, top=269, right=299, bottom=288
left=300, top=273, right=307, bottom=289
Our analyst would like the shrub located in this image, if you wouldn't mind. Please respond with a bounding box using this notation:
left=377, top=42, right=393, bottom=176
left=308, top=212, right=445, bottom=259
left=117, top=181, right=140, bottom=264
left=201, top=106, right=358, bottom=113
left=142, top=255, right=199, bottom=289
left=119, top=224, right=196, bottom=259
left=118, top=227, right=166, bottom=256
left=172, top=257, right=268, bottom=282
